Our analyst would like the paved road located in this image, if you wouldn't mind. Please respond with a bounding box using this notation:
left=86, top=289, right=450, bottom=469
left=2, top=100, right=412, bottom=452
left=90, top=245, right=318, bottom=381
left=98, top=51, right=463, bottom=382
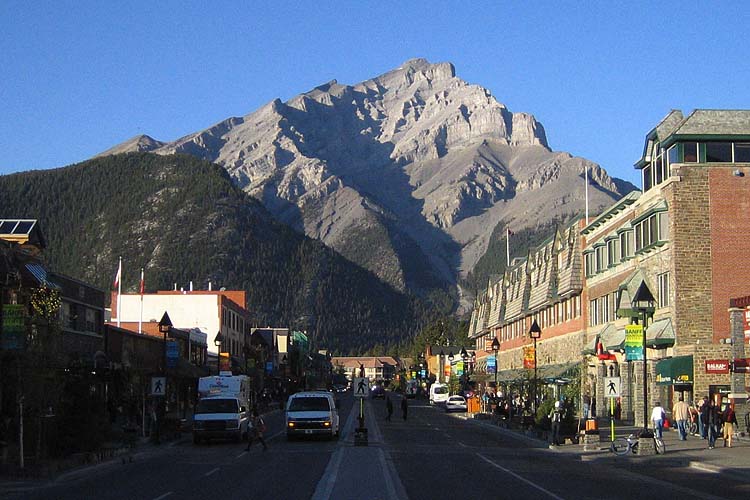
left=5, top=392, right=750, bottom=499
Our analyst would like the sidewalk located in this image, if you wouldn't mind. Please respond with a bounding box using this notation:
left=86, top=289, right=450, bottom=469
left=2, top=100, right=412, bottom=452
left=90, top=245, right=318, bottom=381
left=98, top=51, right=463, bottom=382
left=466, top=413, right=750, bottom=482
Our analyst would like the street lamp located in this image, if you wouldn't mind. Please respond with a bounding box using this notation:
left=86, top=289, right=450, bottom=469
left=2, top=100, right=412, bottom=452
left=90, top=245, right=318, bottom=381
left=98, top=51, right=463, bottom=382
left=491, top=337, right=500, bottom=390
left=439, top=349, right=445, bottom=383
left=460, top=348, right=469, bottom=390
left=529, top=319, right=542, bottom=415
left=158, top=312, right=172, bottom=376
left=632, top=281, right=656, bottom=439
left=214, top=331, right=224, bottom=375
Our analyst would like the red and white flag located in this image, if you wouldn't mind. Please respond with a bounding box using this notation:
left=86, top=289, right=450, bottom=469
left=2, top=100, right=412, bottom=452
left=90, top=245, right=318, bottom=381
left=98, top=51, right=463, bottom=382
left=139, top=268, right=145, bottom=296
left=113, top=259, right=122, bottom=290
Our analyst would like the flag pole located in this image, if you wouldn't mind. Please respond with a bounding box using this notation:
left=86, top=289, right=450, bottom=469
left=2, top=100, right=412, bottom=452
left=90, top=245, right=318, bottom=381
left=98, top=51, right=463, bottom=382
left=117, top=257, right=122, bottom=327
left=585, top=166, right=590, bottom=225
left=506, top=227, right=511, bottom=267
left=139, top=267, right=144, bottom=334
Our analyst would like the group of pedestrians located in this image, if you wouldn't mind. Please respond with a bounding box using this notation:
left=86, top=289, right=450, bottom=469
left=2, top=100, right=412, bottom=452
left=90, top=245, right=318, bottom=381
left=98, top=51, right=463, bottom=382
left=655, top=396, right=739, bottom=449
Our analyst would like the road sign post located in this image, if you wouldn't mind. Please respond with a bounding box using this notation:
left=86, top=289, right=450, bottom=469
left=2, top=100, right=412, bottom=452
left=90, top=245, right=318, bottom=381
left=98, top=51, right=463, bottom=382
left=604, top=376, right=621, bottom=442
left=352, top=377, right=369, bottom=446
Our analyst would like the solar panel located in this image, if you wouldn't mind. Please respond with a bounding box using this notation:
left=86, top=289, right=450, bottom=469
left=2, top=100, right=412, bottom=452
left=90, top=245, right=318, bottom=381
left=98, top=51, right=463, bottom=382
left=0, top=220, right=17, bottom=233
left=14, top=221, right=34, bottom=234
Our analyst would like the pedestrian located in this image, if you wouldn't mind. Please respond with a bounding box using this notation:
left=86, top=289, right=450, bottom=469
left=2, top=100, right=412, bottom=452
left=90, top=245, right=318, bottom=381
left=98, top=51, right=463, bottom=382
left=549, top=400, right=562, bottom=446
left=401, top=396, right=408, bottom=421
left=706, top=399, right=720, bottom=449
left=722, top=403, right=738, bottom=448
left=386, top=396, right=393, bottom=422
left=699, top=396, right=709, bottom=439
left=651, top=401, right=666, bottom=439
left=246, top=408, right=268, bottom=451
left=672, top=396, right=691, bottom=441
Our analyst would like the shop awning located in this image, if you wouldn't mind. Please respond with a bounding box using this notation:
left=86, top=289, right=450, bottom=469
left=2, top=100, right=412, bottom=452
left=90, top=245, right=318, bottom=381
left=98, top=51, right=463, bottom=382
left=538, top=362, right=580, bottom=383
left=600, top=324, right=624, bottom=351
left=656, top=355, right=693, bottom=385
left=647, top=318, right=675, bottom=348
left=582, top=335, right=598, bottom=355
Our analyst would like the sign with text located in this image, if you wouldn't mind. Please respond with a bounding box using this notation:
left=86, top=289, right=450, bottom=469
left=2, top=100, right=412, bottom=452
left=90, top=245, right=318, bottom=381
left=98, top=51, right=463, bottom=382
left=625, top=324, right=644, bottom=361
left=0, top=304, right=25, bottom=350
left=487, top=355, right=496, bottom=374
left=705, top=359, right=730, bottom=374
left=523, top=346, right=535, bottom=369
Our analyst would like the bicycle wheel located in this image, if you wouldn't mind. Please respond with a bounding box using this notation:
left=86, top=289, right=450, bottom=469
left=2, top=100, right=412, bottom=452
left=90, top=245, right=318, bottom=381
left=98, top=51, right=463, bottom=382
left=610, top=437, right=630, bottom=455
left=655, top=438, right=665, bottom=454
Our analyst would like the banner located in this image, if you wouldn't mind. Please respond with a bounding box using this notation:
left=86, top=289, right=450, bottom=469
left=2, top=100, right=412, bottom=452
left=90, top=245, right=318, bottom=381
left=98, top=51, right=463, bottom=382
left=487, top=355, right=496, bottom=374
left=523, top=345, right=535, bottom=369
left=625, top=324, right=643, bottom=361
left=1, top=304, right=25, bottom=350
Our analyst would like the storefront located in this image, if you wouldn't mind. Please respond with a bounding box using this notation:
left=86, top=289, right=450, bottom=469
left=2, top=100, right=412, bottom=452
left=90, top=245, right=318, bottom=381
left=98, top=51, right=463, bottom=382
left=656, top=354, right=694, bottom=411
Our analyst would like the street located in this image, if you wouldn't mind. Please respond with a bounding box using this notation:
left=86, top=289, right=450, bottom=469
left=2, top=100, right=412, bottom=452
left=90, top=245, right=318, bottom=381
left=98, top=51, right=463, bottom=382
left=6, top=392, right=750, bottom=500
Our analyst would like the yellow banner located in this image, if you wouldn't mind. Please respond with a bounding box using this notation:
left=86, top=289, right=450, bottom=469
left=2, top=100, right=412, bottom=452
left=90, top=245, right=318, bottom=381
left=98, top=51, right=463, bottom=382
left=523, top=345, right=536, bottom=369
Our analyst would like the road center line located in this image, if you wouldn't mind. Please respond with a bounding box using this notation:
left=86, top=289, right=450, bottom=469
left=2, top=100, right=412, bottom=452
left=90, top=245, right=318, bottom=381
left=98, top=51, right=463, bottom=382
left=152, top=492, right=173, bottom=500
left=477, top=453, right=565, bottom=500
left=204, top=467, right=220, bottom=477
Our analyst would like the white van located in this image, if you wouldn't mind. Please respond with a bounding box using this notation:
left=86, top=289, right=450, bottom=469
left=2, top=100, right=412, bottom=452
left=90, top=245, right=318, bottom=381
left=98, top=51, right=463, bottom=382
left=193, top=373, right=251, bottom=444
left=285, top=391, right=340, bottom=440
left=429, top=383, right=449, bottom=405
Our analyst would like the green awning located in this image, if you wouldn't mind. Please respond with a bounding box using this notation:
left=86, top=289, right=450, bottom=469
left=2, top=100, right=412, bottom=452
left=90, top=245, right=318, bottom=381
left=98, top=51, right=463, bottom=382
left=656, top=355, right=693, bottom=385
left=539, top=362, right=580, bottom=383
left=582, top=335, right=598, bottom=355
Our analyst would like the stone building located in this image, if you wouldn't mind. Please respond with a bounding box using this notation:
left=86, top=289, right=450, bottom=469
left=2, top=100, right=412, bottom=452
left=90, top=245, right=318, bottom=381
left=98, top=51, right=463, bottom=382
left=469, top=109, right=750, bottom=424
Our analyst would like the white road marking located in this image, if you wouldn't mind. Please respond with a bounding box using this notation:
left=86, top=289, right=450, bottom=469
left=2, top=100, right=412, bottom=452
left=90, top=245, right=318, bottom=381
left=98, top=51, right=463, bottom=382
left=310, top=448, right=344, bottom=500
left=236, top=451, right=248, bottom=459
left=152, top=492, right=173, bottom=500
left=204, top=467, right=220, bottom=477
left=477, top=453, right=565, bottom=500
left=458, top=441, right=468, bottom=448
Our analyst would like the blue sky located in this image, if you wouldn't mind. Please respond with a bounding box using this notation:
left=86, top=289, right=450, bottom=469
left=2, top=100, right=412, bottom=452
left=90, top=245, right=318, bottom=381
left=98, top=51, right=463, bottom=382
left=1, top=1, right=748, bottom=185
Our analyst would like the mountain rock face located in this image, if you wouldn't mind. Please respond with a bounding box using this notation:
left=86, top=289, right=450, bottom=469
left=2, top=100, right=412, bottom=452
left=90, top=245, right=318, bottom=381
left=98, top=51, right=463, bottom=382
left=105, top=58, right=635, bottom=306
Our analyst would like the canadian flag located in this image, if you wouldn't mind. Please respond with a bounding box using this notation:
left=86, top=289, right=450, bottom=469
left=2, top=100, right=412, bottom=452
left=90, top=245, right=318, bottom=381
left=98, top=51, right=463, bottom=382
left=139, top=268, right=145, bottom=295
left=113, top=260, right=122, bottom=290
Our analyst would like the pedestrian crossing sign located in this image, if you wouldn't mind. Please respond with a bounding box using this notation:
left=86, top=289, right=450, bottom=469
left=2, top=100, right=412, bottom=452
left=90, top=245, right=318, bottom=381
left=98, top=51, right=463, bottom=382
left=151, top=376, right=166, bottom=396
left=353, top=377, right=369, bottom=398
left=604, top=377, right=620, bottom=398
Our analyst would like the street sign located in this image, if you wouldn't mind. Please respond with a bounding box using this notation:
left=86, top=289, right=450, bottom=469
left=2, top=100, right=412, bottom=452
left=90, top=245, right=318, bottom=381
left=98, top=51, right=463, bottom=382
left=625, top=325, right=643, bottom=361
left=352, top=377, right=369, bottom=398
left=604, top=376, right=621, bottom=398
left=166, top=340, right=179, bottom=368
left=151, top=376, right=166, bottom=396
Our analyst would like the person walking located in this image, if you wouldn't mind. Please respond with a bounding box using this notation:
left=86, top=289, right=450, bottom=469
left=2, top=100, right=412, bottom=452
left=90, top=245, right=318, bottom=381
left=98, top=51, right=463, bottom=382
left=385, top=396, right=393, bottom=422
left=722, top=403, right=738, bottom=448
left=549, top=401, right=563, bottom=446
left=706, top=399, right=720, bottom=449
left=672, top=396, right=691, bottom=441
left=246, top=408, right=268, bottom=451
left=699, top=396, right=709, bottom=439
left=401, top=396, right=408, bottom=421
left=651, top=401, right=666, bottom=439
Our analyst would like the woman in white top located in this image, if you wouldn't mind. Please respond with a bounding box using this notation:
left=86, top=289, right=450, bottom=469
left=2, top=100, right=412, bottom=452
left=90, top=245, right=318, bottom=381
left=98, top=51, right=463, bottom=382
left=651, top=402, right=666, bottom=438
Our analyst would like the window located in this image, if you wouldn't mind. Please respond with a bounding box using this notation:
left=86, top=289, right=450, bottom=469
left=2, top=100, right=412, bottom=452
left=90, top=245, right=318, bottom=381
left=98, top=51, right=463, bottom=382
left=735, top=143, right=750, bottom=163
left=619, top=230, right=633, bottom=260
left=705, top=142, right=732, bottom=162
left=606, top=238, right=619, bottom=267
left=584, top=251, right=594, bottom=277
left=667, top=145, right=679, bottom=166
left=683, top=142, right=698, bottom=162
left=658, top=272, right=671, bottom=308
left=634, top=212, right=668, bottom=252
left=643, top=165, right=653, bottom=192
left=595, top=245, right=606, bottom=273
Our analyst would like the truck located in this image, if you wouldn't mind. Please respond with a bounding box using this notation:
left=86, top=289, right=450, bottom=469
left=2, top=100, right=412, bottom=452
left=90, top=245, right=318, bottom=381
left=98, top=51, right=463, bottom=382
left=429, top=383, right=449, bottom=405
left=192, top=372, right=251, bottom=444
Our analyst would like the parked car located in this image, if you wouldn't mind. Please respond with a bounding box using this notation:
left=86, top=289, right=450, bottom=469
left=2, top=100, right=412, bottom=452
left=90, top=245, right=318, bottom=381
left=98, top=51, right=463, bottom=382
left=445, top=395, right=467, bottom=412
left=370, top=384, right=386, bottom=399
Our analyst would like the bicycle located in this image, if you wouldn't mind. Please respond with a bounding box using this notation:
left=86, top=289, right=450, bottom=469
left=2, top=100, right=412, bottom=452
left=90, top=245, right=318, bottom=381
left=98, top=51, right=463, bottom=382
left=610, top=433, right=666, bottom=455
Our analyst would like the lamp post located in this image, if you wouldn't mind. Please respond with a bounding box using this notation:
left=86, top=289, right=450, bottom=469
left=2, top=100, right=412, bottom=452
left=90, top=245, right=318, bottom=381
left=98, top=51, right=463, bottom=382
left=529, top=319, right=542, bottom=415
left=158, top=312, right=172, bottom=376
left=214, top=331, right=224, bottom=375
left=631, top=281, right=656, bottom=438
left=439, top=349, right=445, bottom=384
left=461, top=347, right=469, bottom=392
left=491, top=337, right=500, bottom=391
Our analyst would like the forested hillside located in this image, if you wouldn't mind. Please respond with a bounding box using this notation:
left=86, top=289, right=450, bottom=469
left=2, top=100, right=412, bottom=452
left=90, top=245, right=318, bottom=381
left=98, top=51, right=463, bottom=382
left=0, top=153, right=443, bottom=353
